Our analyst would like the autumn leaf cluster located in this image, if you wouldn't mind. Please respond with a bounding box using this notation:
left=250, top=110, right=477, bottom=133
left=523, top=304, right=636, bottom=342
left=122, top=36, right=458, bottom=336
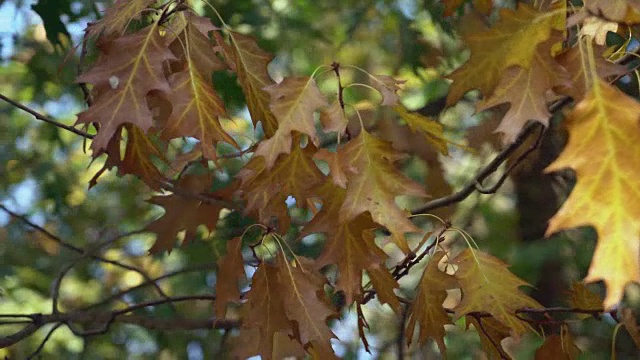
left=66, top=0, right=640, bottom=358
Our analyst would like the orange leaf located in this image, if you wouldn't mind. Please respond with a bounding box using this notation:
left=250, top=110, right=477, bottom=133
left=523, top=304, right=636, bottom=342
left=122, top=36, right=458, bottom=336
left=393, top=104, right=449, bottom=155
left=406, top=252, right=458, bottom=357
left=545, top=79, right=640, bottom=309
left=254, top=76, right=329, bottom=168
left=76, top=23, right=175, bottom=152
left=452, top=248, right=541, bottom=336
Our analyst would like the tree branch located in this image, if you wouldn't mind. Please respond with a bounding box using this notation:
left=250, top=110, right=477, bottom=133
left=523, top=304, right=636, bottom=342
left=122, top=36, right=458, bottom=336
left=0, top=205, right=174, bottom=311
left=0, top=93, right=94, bottom=139
left=0, top=295, right=235, bottom=349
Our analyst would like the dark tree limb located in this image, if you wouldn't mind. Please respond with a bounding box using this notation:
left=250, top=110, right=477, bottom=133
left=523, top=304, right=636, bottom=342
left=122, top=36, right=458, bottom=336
left=0, top=93, right=94, bottom=139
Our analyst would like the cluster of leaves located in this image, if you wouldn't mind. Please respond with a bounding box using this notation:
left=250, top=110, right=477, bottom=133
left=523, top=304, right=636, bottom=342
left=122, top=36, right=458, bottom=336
left=16, top=0, right=640, bottom=358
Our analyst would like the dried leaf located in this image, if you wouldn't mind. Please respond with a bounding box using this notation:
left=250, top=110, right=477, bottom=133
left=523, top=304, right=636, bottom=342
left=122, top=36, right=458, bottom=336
left=254, top=76, right=329, bottom=168
left=406, top=252, right=458, bottom=357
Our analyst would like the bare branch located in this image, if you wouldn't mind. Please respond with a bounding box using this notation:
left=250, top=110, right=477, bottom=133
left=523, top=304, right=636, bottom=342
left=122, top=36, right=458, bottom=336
left=0, top=294, right=234, bottom=349
left=0, top=93, right=94, bottom=139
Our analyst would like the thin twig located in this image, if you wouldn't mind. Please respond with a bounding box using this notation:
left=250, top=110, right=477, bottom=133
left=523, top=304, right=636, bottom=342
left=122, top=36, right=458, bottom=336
left=26, top=322, right=63, bottom=360
left=0, top=294, right=229, bottom=348
left=0, top=93, right=94, bottom=139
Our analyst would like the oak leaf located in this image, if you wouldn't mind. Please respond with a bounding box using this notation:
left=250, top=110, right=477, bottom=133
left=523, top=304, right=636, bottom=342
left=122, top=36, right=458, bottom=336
left=621, top=308, right=640, bottom=349
left=554, top=44, right=626, bottom=101
left=466, top=315, right=512, bottom=359
left=330, top=129, right=427, bottom=252
left=224, top=31, right=280, bottom=137
left=87, top=0, right=155, bottom=38
left=367, top=74, right=405, bottom=106
left=535, top=333, right=582, bottom=360
left=76, top=23, right=175, bottom=152
left=320, top=100, right=348, bottom=134
left=406, top=252, right=458, bottom=357
left=584, top=0, right=640, bottom=23
left=215, top=237, right=245, bottom=318
left=476, top=37, right=571, bottom=143
left=301, top=183, right=395, bottom=307
left=275, top=255, right=337, bottom=355
left=254, top=76, right=329, bottom=168
left=447, top=4, right=564, bottom=105
left=545, top=79, right=640, bottom=309
left=238, top=140, right=325, bottom=231
left=145, top=174, right=226, bottom=253
left=235, top=261, right=295, bottom=359
left=393, top=105, right=449, bottom=154
left=452, top=248, right=541, bottom=336
left=89, top=124, right=167, bottom=190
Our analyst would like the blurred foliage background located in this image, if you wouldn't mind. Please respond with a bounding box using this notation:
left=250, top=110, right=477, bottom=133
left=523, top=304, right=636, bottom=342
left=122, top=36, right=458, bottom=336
left=1, top=0, right=638, bottom=359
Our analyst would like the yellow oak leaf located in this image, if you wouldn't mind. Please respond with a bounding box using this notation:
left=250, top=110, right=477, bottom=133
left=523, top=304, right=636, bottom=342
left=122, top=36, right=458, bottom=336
left=254, top=76, right=329, bottom=168
left=535, top=332, right=582, bottom=360
left=545, top=79, right=640, bottom=310
left=452, top=248, right=541, bottom=336
left=406, top=252, right=458, bottom=358
left=332, top=129, right=428, bottom=253
left=477, top=36, right=570, bottom=144
left=87, top=0, right=155, bottom=38
left=238, top=140, right=325, bottom=231
left=76, top=23, right=175, bottom=152
left=447, top=4, right=564, bottom=105
left=225, top=31, right=280, bottom=137
left=215, top=237, right=245, bottom=318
